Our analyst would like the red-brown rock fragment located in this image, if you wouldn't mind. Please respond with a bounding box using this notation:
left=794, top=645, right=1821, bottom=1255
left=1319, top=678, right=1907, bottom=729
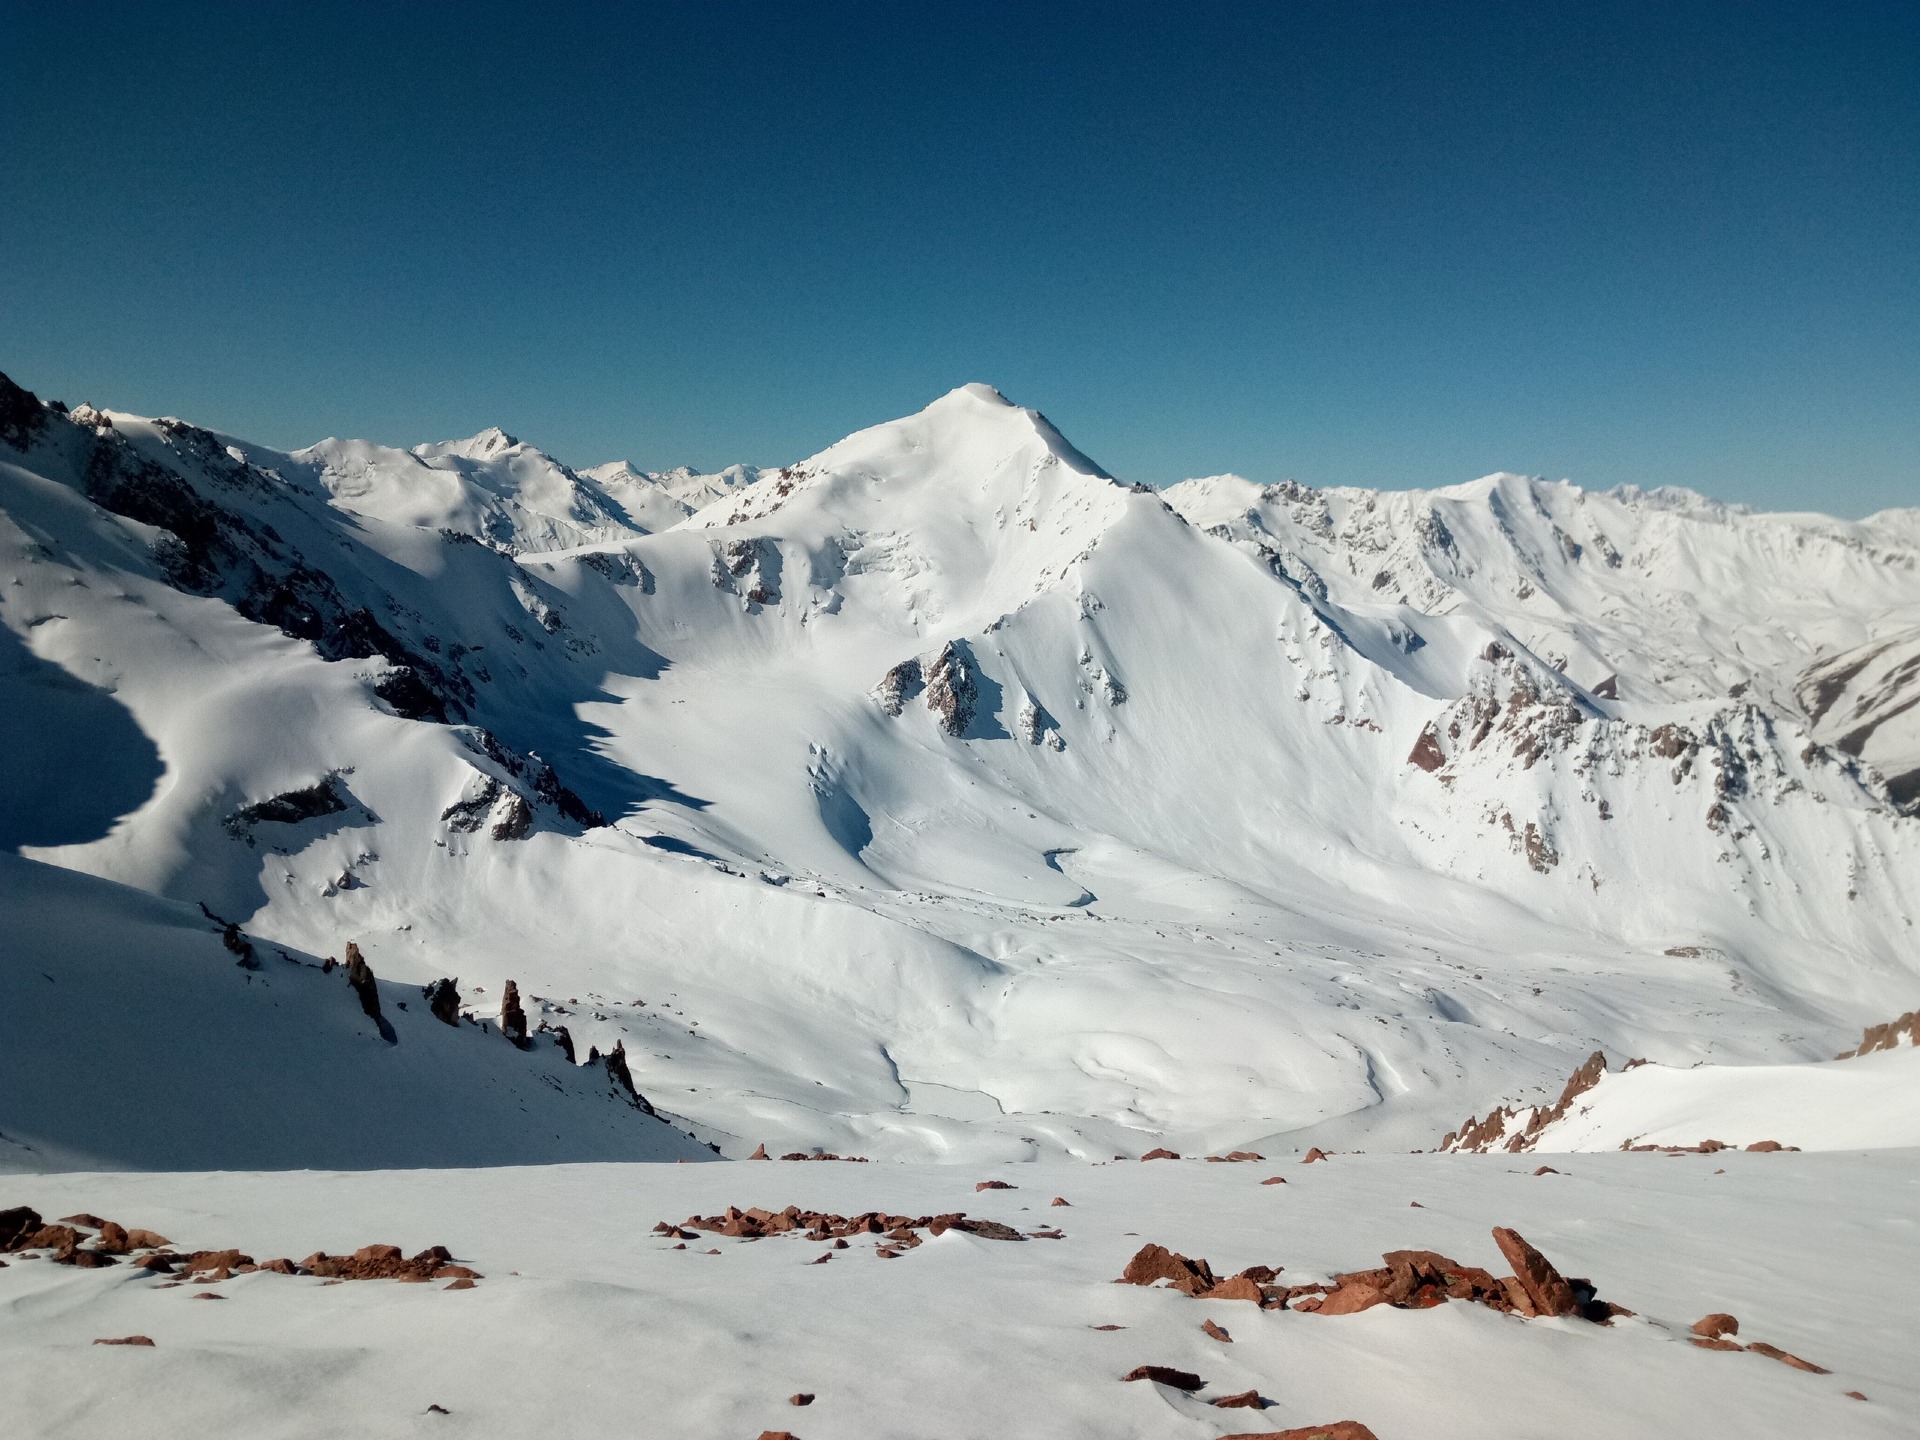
left=1117, top=1243, right=1216, bottom=1296
left=1122, top=1364, right=1204, bottom=1391
left=1141, top=1148, right=1180, bottom=1161
left=1202, top=1319, right=1232, bottom=1342
left=1490, top=1227, right=1578, bottom=1317
left=1212, top=1390, right=1263, bottom=1409
left=789, top=1394, right=814, bottom=1406
left=1222, top=1425, right=1379, bottom=1440
left=1745, top=1342, right=1830, bottom=1374
left=1691, top=1313, right=1739, bottom=1339
left=1303, top=1147, right=1328, bottom=1163
left=92, top=1336, right=155, bottom=1346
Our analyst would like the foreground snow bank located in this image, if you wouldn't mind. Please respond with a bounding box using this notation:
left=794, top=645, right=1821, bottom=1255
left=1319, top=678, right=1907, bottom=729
left=0, top=1152, right=1910, bottom=1438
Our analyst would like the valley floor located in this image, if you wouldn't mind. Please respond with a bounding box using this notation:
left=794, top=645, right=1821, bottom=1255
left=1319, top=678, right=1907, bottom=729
left=2, top=1151, right=1913, bottom=1438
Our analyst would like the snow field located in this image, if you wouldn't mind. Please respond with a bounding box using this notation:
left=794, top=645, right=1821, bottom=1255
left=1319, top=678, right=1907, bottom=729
left=1, top=1151, right=1912, bottom=1438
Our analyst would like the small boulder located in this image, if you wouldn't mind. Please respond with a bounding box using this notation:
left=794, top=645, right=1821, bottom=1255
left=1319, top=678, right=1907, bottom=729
left=1141, top=1148, right=1180, bottom=1161
left=1691, top=1313, right=1739, bottom=1340
left=1212, top=1390, right=1263, bottom=1409
left=1490, top=1227, right=1578, bottom=1318
left=1050, top=1197, right=1071, bottom=1206
left=1260, top=1176, right=1287, bottom=1185
left=1745, top=1140, right=1785, bottom=1152
left=975, top=1180, right=1015, bottom=1191
left=92, top=1336, right=155, bottom=1346
left=749, top=1145, right=770, bottom=1160
left=789, top=1394, right=814, bottom=1406
left=1202, top=1319, right=1232, bottom=1343
left=1118, top=1243, right=1216, bottom=1296
left=1122, top=1365, right=1204, bottom=1391
left=1303, top=1148, right=1329, bottom=1163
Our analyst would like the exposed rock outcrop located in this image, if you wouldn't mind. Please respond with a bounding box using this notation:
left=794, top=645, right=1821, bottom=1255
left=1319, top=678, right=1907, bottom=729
left=499, top=980, right=530, bottom=1049
left=422, top=977, right=461, bottom=1026
left=1441, top=1049, right=1609, bottom=1153
left=924, top=641, right=978, bottom=736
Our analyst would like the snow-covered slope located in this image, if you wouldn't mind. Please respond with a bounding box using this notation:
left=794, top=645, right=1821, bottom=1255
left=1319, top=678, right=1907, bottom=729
left=4, top=371, right=1918, bottom=1165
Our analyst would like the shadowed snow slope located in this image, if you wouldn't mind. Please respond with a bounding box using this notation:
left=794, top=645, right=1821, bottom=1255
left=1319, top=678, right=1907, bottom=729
left=3, top=370, right=1919, bottom=1164
left=0, top=852, right=713, bottom=1172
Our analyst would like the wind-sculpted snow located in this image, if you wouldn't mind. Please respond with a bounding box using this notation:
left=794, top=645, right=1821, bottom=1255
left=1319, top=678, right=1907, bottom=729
left=3, top=371, right=1918, bottom=1165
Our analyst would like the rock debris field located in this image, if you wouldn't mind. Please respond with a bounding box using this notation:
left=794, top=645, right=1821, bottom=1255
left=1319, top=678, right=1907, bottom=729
left=0, top=1149, right=1910, bottom=1439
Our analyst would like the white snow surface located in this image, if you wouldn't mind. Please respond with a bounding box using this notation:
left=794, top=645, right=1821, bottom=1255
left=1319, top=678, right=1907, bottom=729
left=1, top=1152, right=1913, bottom=1438
left=5, top=375, right=1920, bottom=1166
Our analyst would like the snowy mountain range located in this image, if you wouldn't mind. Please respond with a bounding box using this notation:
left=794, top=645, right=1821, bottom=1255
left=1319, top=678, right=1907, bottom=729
left=4, top=370, right=1918, bottom=1168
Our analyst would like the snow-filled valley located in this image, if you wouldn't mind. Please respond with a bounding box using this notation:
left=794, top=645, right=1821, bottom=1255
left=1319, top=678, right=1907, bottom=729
left=3, top=369, right=1917, bottom=1437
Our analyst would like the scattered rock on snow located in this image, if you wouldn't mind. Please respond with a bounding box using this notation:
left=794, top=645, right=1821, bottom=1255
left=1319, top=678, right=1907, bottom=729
left=1121, top=1365, right=1204, bottom=1391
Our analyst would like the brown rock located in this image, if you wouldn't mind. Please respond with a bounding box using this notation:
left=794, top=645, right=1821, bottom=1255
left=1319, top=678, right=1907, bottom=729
left=1050, top=1197, right=1071, bottom=1206
left=975, top=1180, right=1015, bottom=1191
left=1090, top=1324, right=1125, bottom=1331
left=1122, top=1365, right=1204, bottom=1391
left=749, top=1145, right=770, bottom=1160
left=500, top=980, right=530, bottom=1049
left=1118, top=1243, right=1217, bottom=1296
left=55, top=1247, right=120, bottom=1268
left=757, top=1433, right=799, bottom=1440
left=1845, top=1391, right=1867, bottom=1401
left=1212, top=1390, right=1263, bottom=1409
left=1260, top=1176, right=1287, bottom=1185
left=1206, top=1275, right=1265, bottom=1302
left=345, top=941, right=384, bottom=1026
left=1222, top=1426, right=1379, bottom=1440
left=789, top=1394, right=814, bottom=1406
left=444, top=1278, right=476, bottom=1290
left=24, top=1224, right=79, bottom=1252
left=60, top=1213, right=112, bottom=1230
left=257, top=1259, right=298, bottom=1275
left=1745, top=1140, right=1785, bottom=1152
left=1490, top=1227, right=1578, bottom=1317
left=1315, top=1280, right=1389, bottom=1315
left=1141, top=1148, right=1180, bottom=1161
left=1745, top=1341, right=1830, bottom=1374
left=92, top=1336, right=156, bottom=1346
left=1690, top=1337, right=1744, bottom=1352
left=1691, top=1313, right=1739, bottom=1339
left=189, top=1292, right=225, bottom=1300
left=1225, top=1151, right=1264, bottom=1161
left=0, top=1206, right=43, bottom=1250
left=1533, top=1165, right=1559, bottom=1176
left=1303, top=1148, right=1329, bottom=1163
left=125, top=1229, right=171, bottom=1250
left=91, top=1222, right=131, bottom=1254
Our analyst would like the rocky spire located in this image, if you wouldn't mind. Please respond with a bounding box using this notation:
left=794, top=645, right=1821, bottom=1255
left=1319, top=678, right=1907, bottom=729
left=500, top=980, right=530, bottom=1050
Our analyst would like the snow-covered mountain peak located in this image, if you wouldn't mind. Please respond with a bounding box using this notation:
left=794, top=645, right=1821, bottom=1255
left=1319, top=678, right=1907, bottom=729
left=413, top=425, right=523, bottom=462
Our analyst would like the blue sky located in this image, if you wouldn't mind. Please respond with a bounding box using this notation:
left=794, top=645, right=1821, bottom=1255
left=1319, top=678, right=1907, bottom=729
left=4, top=2, right=1915, bottom=514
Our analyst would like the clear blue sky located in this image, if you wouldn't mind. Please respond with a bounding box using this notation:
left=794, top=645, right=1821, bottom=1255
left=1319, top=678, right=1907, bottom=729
left=4, top=2, right=1915, bottom=515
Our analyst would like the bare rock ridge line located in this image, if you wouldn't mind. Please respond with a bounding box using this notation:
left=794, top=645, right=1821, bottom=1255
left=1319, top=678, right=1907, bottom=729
left=1835, top=1006, right=1920, bottom=1058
